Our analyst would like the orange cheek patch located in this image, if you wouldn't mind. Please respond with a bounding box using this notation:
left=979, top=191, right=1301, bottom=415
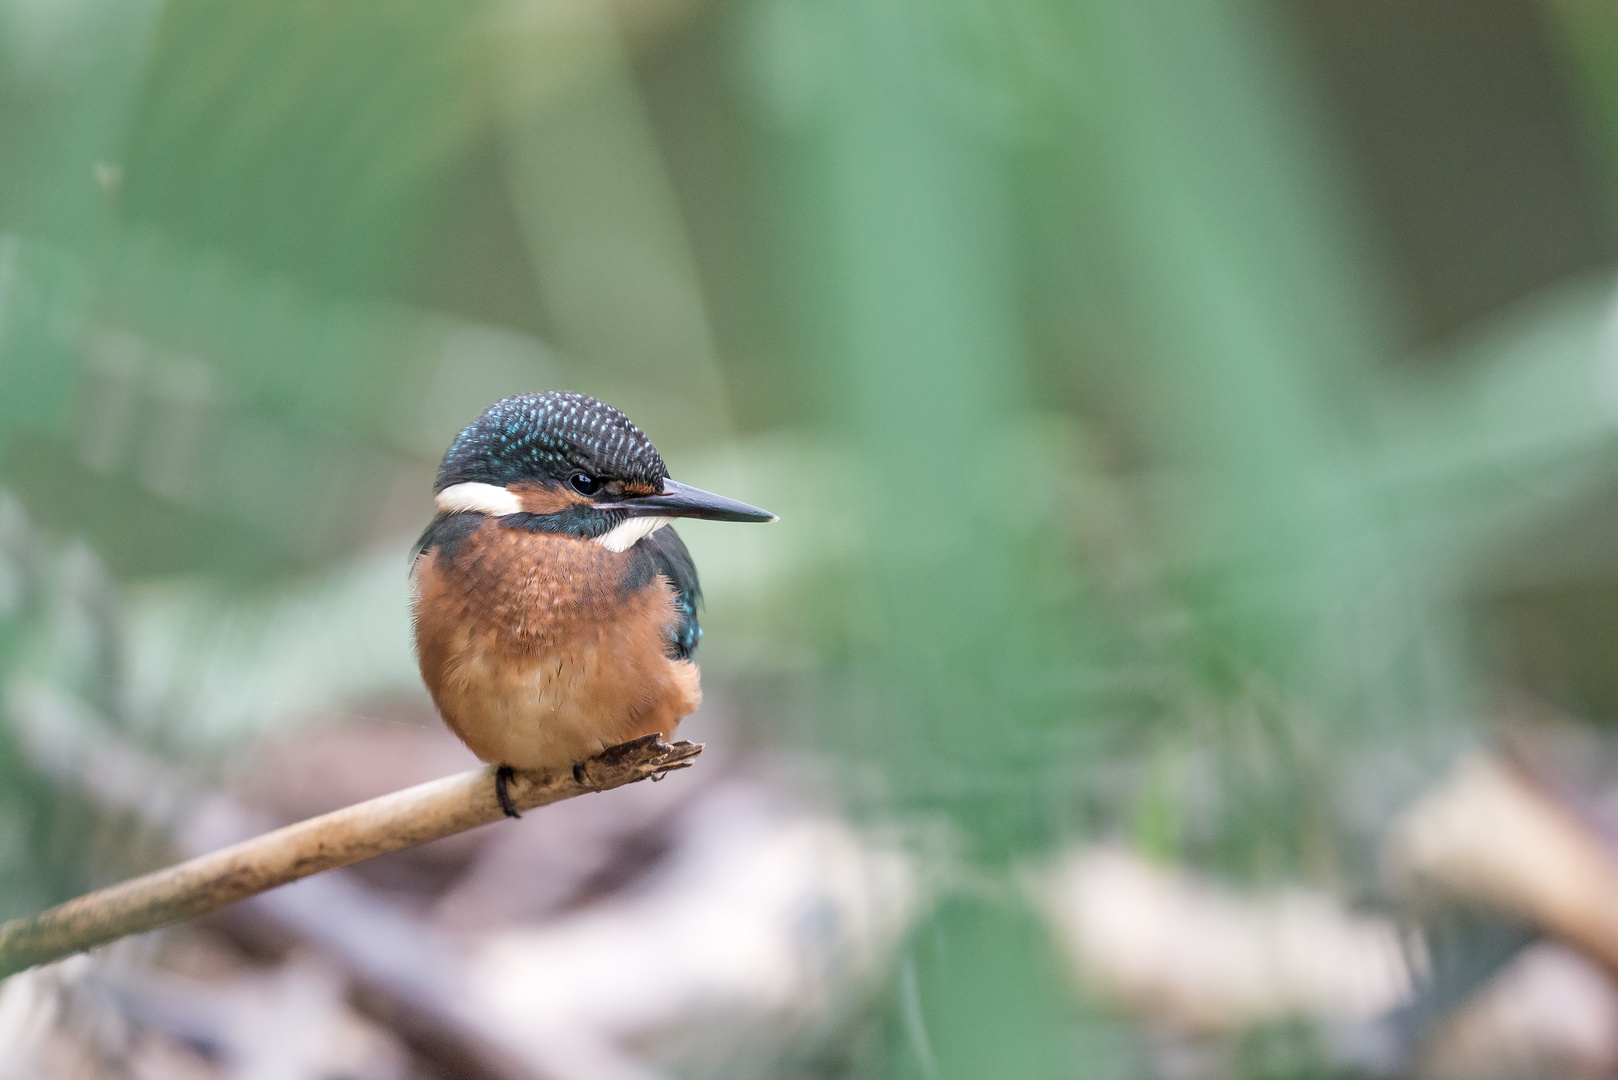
left=511, top=481, right=592, bottom=515
left=621, top=481, right=659, bottom=497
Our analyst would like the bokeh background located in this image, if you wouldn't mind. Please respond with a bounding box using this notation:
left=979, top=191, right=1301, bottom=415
left=6, top=0, right=1618, bottom=1077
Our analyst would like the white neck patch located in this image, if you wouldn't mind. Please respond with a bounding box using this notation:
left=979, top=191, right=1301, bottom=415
left=436, top=482, right=523, bottom=517
left=596, top=515, right=673, bottom=553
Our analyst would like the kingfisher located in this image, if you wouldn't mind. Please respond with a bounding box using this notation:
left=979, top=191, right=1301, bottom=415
left=411, top=391, right=775, bottom=817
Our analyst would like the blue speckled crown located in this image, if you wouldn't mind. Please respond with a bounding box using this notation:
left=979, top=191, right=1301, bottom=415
left=435, top=391, right=668, bottom=491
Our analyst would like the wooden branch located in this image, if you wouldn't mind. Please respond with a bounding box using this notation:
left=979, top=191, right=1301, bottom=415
left=0, top=734, right=701, bottom=978
left=1384, top=753, right=1618, bottom=976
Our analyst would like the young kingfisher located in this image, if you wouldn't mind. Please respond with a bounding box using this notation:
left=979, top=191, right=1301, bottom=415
left=411, top=391, right=775, bottom=817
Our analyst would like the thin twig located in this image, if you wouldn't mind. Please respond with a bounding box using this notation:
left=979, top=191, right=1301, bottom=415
left=0, top=734, right=701, bottom=978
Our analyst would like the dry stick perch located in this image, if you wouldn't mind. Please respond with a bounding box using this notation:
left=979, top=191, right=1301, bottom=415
left=0, top=733, right=701, bottom=978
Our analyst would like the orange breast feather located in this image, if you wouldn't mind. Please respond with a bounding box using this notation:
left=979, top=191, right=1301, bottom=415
left=411, top=519, right=701, bottom=772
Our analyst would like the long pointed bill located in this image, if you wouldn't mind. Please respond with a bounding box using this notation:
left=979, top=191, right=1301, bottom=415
left=603, top=478, right=777, bottom=523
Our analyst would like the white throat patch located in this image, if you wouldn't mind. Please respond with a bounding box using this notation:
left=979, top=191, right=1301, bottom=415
left=596, top=515, right=673, bottom=553
left=435, top=482, right=523, bottom=517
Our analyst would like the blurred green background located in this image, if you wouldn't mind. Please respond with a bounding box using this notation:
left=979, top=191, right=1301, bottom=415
left=6, top=0, right=1618, bottom=1077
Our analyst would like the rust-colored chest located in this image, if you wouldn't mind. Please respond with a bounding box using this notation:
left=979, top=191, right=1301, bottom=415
left=415, top=517, right=637, bottom=655
left=410, top=515, right=699, bottom=771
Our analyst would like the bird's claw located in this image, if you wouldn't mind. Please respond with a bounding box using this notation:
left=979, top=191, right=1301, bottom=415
left=495, top=765, right=522, bottom=819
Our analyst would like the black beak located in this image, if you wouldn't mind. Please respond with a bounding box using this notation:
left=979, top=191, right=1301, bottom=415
left=602, top=478, right=777, bottom=523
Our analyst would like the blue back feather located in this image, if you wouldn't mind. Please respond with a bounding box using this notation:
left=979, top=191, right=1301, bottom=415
left=643, top=526, right=702, bottom=659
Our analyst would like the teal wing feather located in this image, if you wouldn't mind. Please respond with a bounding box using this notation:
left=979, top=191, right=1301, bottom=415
left=644, top=525, right=702, bottom=660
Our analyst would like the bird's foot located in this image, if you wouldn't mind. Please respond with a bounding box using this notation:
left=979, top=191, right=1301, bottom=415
left=572, top=761, right=587, bottom=785
left=495, top=765, right=521, bottom=819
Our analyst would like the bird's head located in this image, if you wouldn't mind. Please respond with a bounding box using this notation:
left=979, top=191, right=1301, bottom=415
left=433, top=391, right=775, bottom=551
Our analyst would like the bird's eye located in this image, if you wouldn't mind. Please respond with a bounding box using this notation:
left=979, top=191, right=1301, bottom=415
left=568, top=472, right=600, bottom=496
